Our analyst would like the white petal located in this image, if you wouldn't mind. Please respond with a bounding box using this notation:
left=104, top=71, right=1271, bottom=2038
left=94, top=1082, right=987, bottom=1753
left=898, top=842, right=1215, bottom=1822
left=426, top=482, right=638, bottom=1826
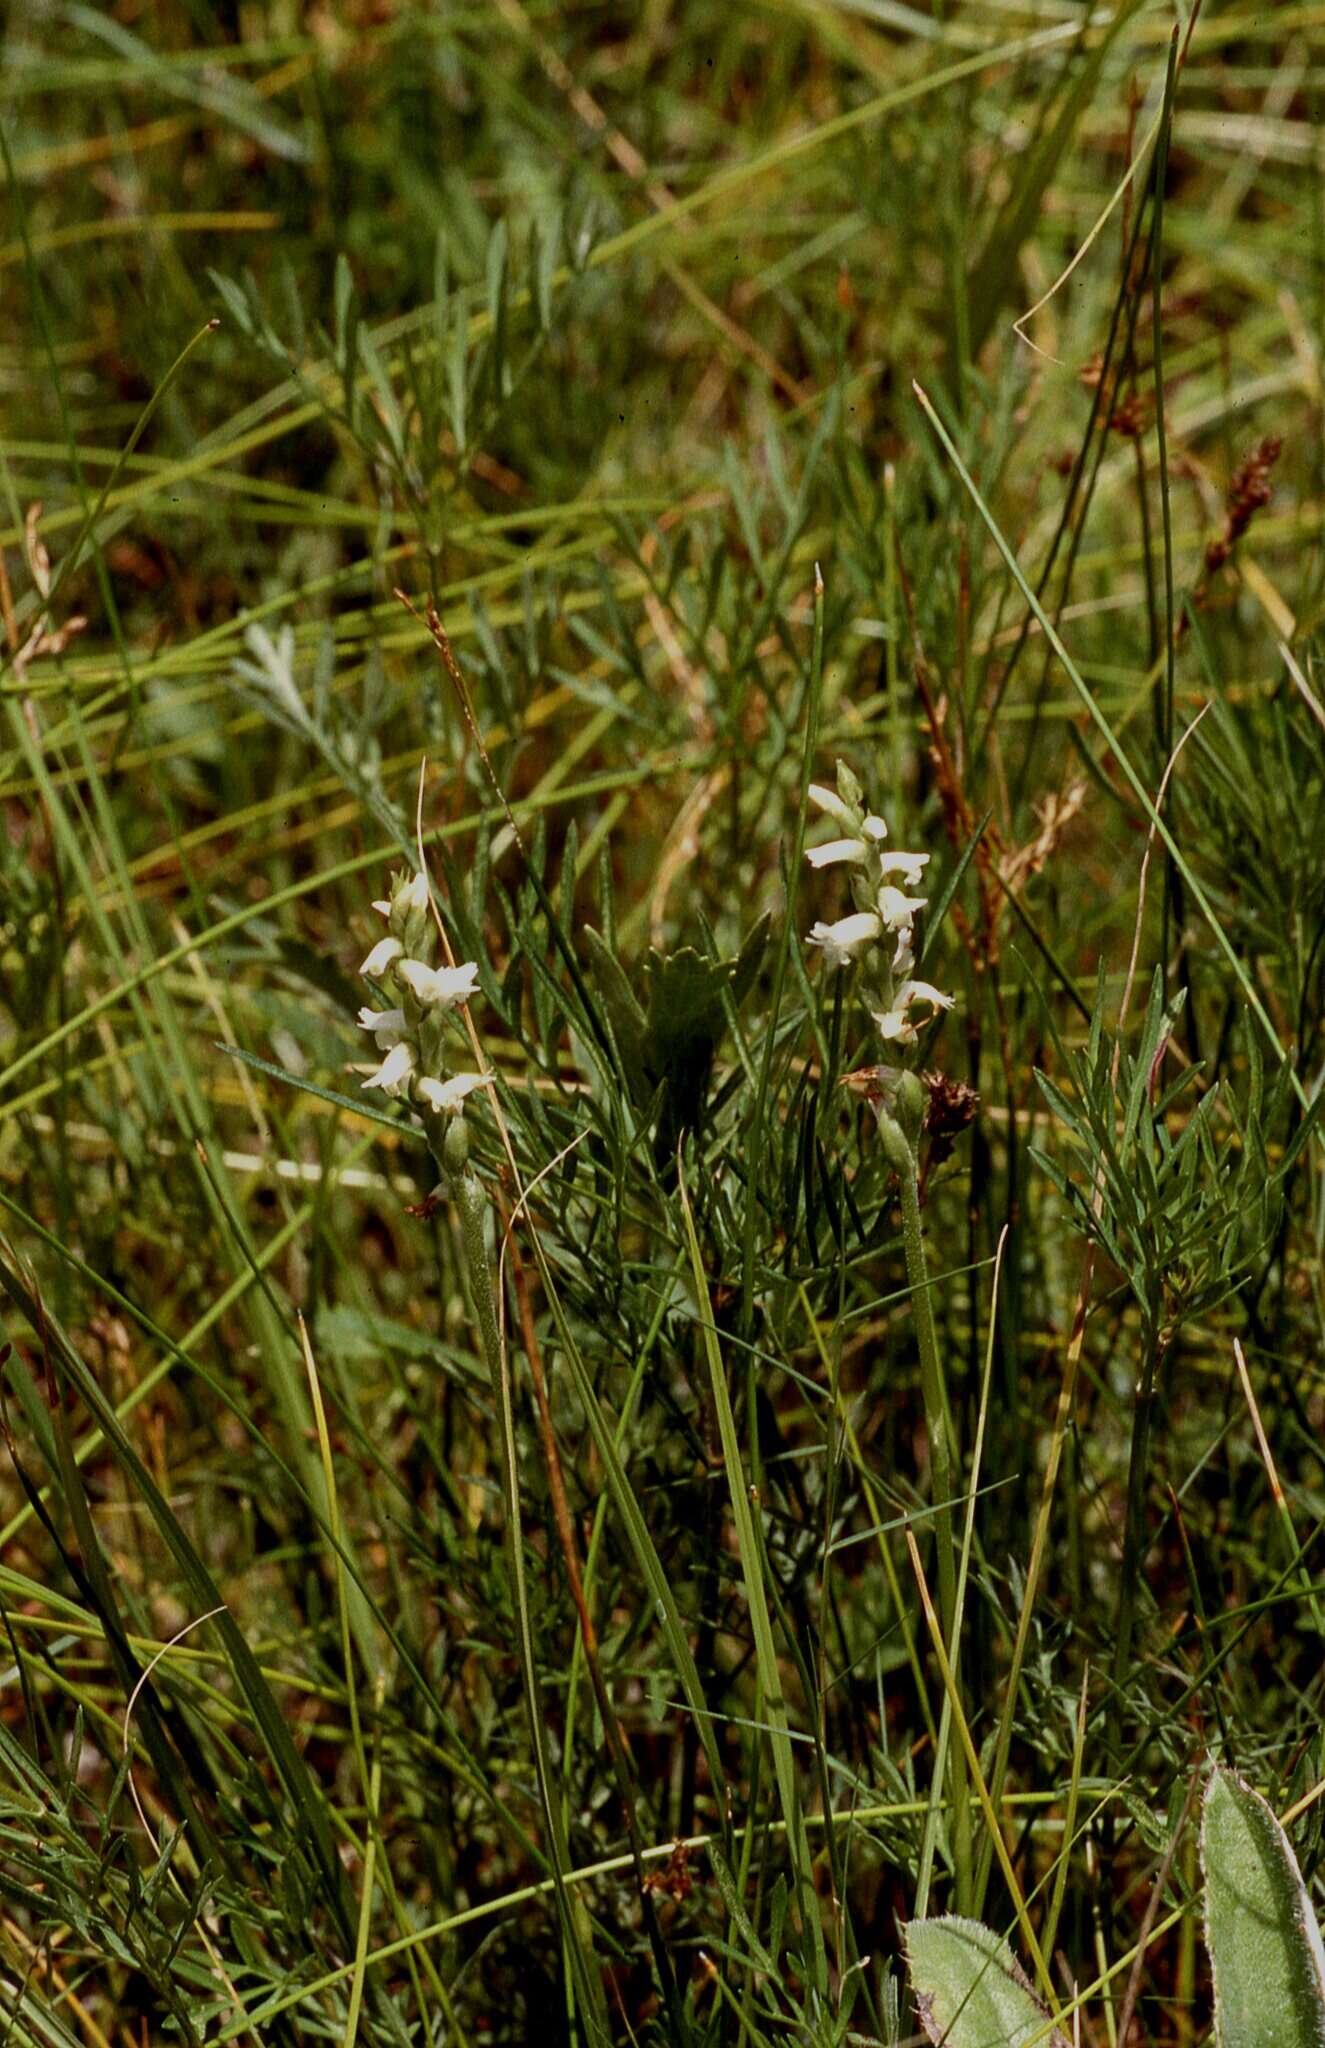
left=861, top=814, right=889, bottom=842
left=372, top=899, right=392, bottom=918
left=363, top=1041, right=415, bottom=1095
left=395, top=958, right=438, bottom=1002
left=877, top=851, right=929, bottom=884
left=416, top=1072, right=489, bottom=1114
left=897, top=979, right=954, bottom=1013
left=397, top=958, right=480, bottom=1007
left=872, top=1006, right=917, bottom=1044
left=877, top=885, right=928, bottom=929
left=399, top=872, right=430, bottom=914
left=806, top=911, right=882, bottom=969
left=893, top=932, right=916, bottom=974
left=808, top=783, right=858, bottom=830
left=360, top=935, right=403, bottom=978
left=806, top=836, right=867, bottom=869
left=357, top=1005, right=407, bottom=1048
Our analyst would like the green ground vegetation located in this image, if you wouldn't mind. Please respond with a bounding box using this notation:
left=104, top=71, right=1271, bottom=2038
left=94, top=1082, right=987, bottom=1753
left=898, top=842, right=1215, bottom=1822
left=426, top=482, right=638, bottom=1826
left=1, top=2, right=1324, bottom=2042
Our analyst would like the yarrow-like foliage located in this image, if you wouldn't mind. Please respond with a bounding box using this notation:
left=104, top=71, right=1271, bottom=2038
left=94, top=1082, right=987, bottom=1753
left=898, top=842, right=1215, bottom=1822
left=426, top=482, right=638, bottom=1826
left=805, top=760, right=953, bottom=1050
left=355, top=869, right=489, bottom=1123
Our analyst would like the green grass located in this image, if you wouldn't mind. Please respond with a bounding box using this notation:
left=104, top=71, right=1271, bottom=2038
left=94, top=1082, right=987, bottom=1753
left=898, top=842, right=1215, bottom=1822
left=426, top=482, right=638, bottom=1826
left=1, top=1, right=1324, bottom=2041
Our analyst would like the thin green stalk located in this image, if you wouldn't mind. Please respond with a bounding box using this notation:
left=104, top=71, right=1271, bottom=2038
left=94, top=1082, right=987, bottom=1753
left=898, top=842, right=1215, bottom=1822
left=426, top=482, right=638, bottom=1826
left=915, top=1228, right=1005, bottom=1920
left=679, top=1158, right=829, bottom=1994
left=883, top=1097, right=970, bottom=1910
left=913, top=382, right=1313, bottom=1118
left=562, top=1256, right=683, bottom=1790
left=740, top=564, right=824, bottom=1334
left=897, top=1157, right=959, bottom=1641
left=798, top=1282, right=937, bottom=1748
left=0, top=754, right=696, bottom=1102
left=342, top=1677, right=387, bottom=2048
left=884, top=462, right=903, bottom=825
left=448, top=1158, right=609, bottom=2043
left=975, top=1244, right=1095, bottom=1912
left=1110, top=1330, right=1165, bottom=1758
left=1042, top=1664, right=1089, bottom=1968
left=1149, top=33, right=1183, bottom=989
left=906, top=1530, right=1058, bottom=2010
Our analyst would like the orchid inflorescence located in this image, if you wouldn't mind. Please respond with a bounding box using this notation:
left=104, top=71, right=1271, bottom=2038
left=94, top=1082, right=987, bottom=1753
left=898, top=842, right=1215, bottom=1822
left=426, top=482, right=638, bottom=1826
left=356, top=869, right=490, bottom=1121
left=805, top=760, right=953, bottom=1049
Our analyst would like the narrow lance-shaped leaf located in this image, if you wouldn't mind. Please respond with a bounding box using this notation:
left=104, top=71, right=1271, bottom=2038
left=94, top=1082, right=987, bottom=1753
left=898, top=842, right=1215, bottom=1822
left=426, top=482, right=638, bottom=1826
left=1203, top=1766, right=1325, bottom=2048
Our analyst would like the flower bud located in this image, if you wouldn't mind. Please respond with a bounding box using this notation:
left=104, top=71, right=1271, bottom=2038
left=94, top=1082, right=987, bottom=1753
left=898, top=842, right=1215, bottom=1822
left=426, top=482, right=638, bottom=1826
left=386, top=868, right=431, bottom=954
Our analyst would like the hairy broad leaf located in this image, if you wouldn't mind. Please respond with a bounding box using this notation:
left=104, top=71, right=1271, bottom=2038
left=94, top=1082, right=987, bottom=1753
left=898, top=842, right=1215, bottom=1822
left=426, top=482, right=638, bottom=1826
left=906, top=1917, right=1067, bottom=2048
left=1203, top=1767, right=1325, bottom=2048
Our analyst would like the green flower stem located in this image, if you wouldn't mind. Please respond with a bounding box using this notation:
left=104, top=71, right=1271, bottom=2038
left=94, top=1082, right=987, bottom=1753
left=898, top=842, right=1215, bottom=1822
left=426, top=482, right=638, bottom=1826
left=448, top=1158, right=609, bottom=2043
left=895, top=1132, right=972, bottom=1913
left=897, top=1150, right=958, bottom=1635
left=1110, top=1332, right=1163, bottom=1760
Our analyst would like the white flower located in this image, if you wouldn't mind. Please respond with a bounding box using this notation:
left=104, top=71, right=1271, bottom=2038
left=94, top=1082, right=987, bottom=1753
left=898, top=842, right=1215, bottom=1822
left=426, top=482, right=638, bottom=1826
left=808, top=783, right=859, bottom=830
left=357, top=1005, right=406, bottom=1048
left=872, top=979, right=954, bottom=1043
left=807, top=911, right=882, bottom=969
left=898, top=979, right=954, bottom=1014
left=804, top=760, right=957, bottom=1061
left=399, top=872, right=430, bottom=915
left=372, top=898, right=392, bottom=918
left=416, top=1072, right=489, bottom=1114
left=872, top=1005, right=920, bottom=1044
left=877, top=885, right=928, bottom=930
left=360, top=934, right=403, bottom=978
left=363, top=1040, right=415, bottom=1095
left=397, top=958, right=480, bottom=1007
left=806, top=836, right=868, bottom=869
left=877, top=851, right=929, bottom=885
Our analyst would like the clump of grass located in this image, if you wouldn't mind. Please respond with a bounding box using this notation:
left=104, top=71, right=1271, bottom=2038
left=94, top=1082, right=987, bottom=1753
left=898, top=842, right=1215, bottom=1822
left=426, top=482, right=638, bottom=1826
left=1, top=3, right=1324, bottom=2042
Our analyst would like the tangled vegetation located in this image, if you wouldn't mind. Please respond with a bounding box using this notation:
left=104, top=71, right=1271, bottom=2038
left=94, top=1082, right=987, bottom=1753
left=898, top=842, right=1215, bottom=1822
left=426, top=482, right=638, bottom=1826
left=1, top=2, right=1323, bottom=2042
